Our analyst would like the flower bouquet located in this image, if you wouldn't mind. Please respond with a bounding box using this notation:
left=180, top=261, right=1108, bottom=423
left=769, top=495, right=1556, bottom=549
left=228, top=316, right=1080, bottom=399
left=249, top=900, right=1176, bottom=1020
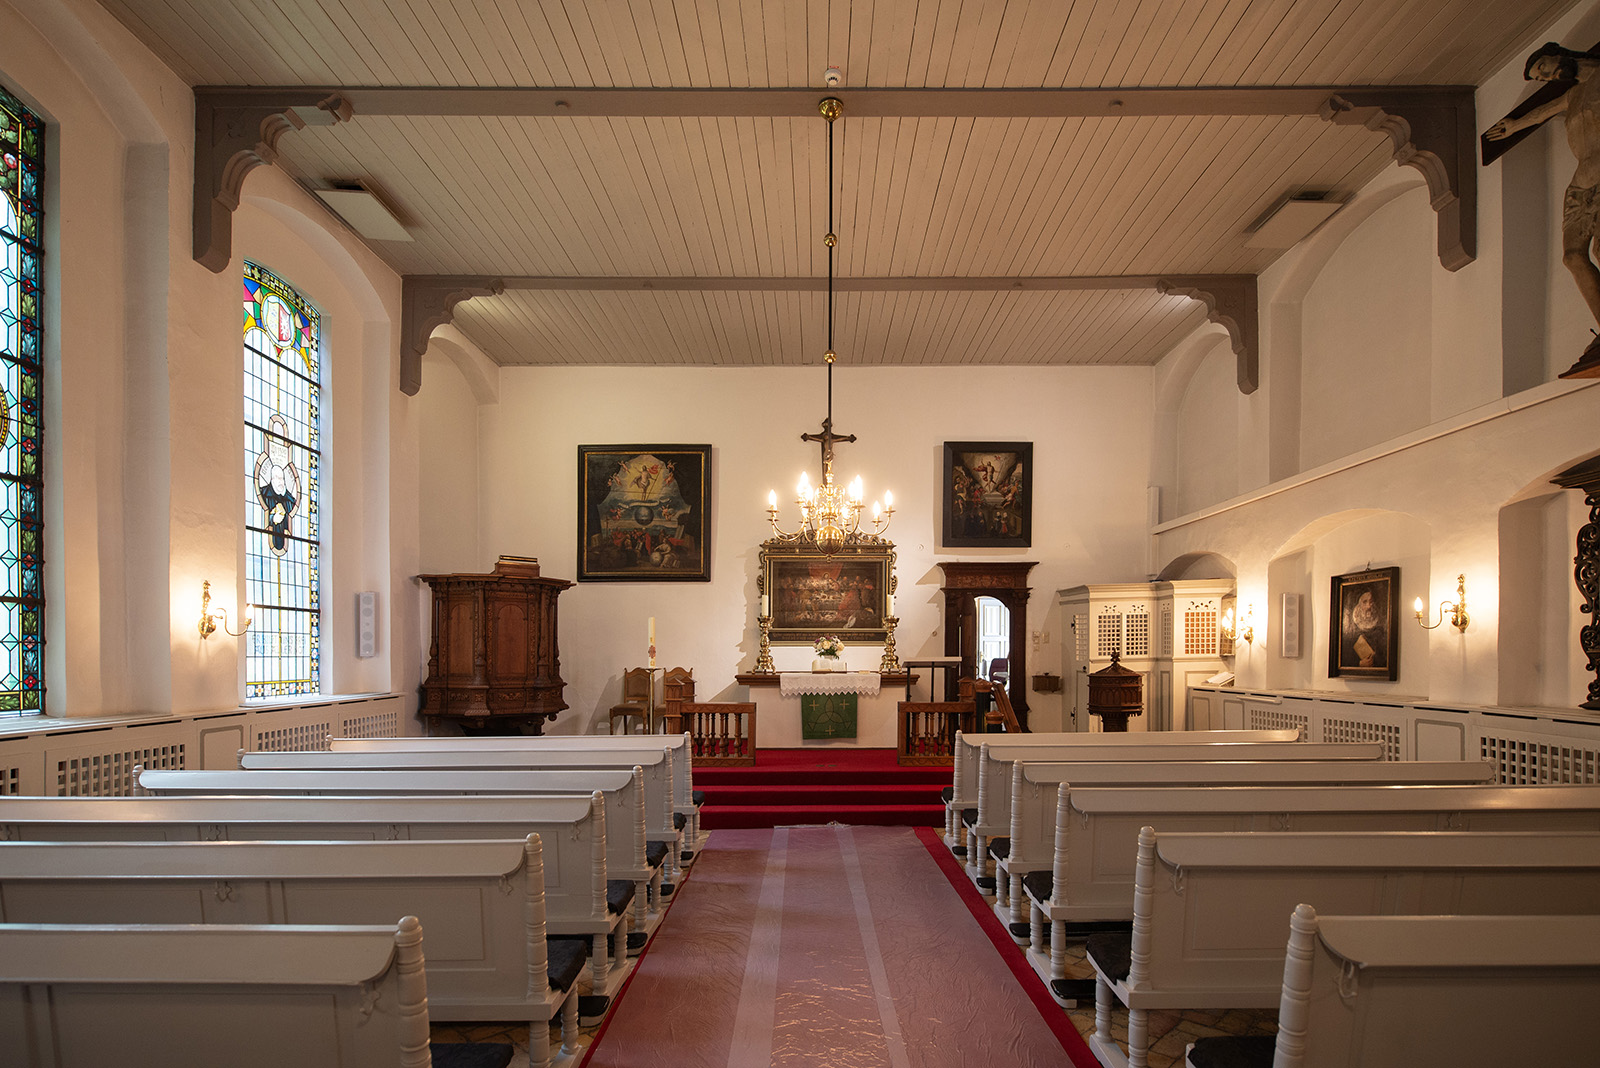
left=812, top=634, right=845, bottom=672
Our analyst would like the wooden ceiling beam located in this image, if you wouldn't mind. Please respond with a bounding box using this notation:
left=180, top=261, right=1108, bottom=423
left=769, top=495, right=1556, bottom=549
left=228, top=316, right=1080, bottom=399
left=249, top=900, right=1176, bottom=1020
left=398, top=273, right=1256, bottom=395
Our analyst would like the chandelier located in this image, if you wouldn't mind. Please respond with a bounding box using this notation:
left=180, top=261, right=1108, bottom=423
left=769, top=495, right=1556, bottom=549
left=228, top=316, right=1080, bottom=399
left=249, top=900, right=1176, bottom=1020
left=766, top=96, right=894, bottom=556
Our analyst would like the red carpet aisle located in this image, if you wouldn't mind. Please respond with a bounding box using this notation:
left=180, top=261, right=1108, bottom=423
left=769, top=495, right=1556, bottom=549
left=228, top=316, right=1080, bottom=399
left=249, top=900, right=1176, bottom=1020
left=580, top=825, right=1089, bottom=1068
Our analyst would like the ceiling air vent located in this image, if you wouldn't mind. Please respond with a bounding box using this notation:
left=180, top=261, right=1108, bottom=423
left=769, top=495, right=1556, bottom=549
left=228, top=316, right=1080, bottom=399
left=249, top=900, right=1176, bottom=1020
left=314, top=181, right=413, bottom=242
left=1244, top=192, right=1342, bottom=250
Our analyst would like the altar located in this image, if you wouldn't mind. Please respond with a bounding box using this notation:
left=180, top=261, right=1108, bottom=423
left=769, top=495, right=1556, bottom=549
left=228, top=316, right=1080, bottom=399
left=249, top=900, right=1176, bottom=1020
left=732, top=671, right=915, bottom=748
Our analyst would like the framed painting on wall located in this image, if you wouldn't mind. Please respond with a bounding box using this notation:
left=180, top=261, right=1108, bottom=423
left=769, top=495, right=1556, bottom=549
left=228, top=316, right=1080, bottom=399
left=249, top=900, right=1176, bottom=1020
left=761, top=540, right=894, bottom=643
left=942, top=441, right=1033, bottom=547
left=1328, top=567, right=1399, bottom=680
left=578, top=444, right=711, bottom=581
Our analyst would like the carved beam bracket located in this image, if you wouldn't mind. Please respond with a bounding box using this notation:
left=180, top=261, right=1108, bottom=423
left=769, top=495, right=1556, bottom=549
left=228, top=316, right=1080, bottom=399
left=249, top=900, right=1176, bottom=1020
left=193, top=89, right=354, bottom=273
left=1320, top=89, right=1477, bottom=272
left=399, top=275, right=507, bottom=395
left=1156, top=274, right=1259, bottom=394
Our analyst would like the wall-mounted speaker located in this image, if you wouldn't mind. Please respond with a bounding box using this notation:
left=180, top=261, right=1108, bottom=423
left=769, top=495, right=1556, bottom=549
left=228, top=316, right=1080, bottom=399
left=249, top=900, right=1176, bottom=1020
left=357, top=591, right=377, bottom=658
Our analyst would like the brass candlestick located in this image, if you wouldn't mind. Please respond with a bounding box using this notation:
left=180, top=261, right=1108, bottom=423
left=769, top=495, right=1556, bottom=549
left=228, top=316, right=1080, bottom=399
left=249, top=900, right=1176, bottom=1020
left=878, top=615, right=902, bottom=673
left=754, top=615, right=776, bottom=673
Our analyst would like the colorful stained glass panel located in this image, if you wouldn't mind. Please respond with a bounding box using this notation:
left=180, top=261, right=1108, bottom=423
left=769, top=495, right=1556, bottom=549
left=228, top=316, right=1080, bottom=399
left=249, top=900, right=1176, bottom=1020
left=243, top=261, right=320, bottom=699
left=0, top=82, right=43, bottom=717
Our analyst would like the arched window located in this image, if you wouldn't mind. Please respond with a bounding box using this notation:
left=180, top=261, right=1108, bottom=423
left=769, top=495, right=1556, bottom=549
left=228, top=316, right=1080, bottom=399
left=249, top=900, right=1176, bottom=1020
left=242, top=261, right=320, bottom=698
left=0, top=85, right=44, bottom=717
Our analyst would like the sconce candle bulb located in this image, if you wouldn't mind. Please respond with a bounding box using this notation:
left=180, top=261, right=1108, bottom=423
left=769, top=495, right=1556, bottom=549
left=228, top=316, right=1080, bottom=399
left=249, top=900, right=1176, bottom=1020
left=199, top=580, right=253, bottom=639
left=1415, top=573, right=1469, bottom=632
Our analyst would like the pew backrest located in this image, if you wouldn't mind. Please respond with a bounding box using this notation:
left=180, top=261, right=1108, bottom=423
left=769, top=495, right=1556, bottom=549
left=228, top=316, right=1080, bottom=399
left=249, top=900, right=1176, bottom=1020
left=1270, top=907, right=1600, bottom=1068
left=1045, top=783, right=1600, bottom=922
left=1002, top=759, right=1498, bottom=873
left=134, top=765, right=650, bottom=879
left=973, top=740, right=1385, bottom=835
left=0, top=918, right=431, bottom=1068
left=0, top=793, right=611, bottom=931
left=1125, top=828, right=1600, bottom=1003
left=242, top=746, right=680, bottom=838
left=330, top=732, right=699, bottom=813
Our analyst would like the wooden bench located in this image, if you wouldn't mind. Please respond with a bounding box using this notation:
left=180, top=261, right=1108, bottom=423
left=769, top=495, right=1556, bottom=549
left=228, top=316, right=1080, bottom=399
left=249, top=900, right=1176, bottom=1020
left=1185, top=908, right=1600, bottom=1068
left=1026, top=781, right=1600, bottom=1001
left=944, top=728, right=1305, bottom=847
left=1088, top=827, right=1600, bottom=1068
left=134, top=764, right=663, bottom=942
left=245, top=746, right=688, bottom=894
left=0, top=918, right=432, bottom=1068
left=330, top=733, right=707, bottom=857
left=993, top=757, right=1496, bottom=941
left=963, top=740, right=1383, bottom=882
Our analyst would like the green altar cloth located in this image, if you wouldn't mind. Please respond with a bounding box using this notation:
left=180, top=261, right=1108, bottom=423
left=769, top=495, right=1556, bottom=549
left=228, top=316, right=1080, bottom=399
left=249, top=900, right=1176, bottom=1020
left=801, top=693, right=858, bottom=739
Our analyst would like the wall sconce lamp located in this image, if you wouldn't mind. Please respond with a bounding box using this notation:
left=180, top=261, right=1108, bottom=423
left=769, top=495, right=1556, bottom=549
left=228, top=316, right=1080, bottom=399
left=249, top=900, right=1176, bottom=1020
left=1414, top=574, right=1469, bottom=632
left=199, top=580, right=252, bottom=640
left=1240, top=604, right=1255, bottom=646
left=1219, top=607, right=1237, bottom=648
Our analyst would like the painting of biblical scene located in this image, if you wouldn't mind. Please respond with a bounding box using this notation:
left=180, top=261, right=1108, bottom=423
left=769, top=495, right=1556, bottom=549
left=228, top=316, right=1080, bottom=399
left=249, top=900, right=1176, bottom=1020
left=763, top=542, right=893, bottom=643
left=578, top=445, right=711, bottom=581
left=943, top=441, right=1033, bottom=547
left=1328, top=566, right=1399, bottom=681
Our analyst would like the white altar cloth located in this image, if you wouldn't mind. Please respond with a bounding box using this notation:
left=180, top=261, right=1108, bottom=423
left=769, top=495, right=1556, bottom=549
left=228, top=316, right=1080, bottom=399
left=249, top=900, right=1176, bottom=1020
left=777, top=672, right=882, bottom=697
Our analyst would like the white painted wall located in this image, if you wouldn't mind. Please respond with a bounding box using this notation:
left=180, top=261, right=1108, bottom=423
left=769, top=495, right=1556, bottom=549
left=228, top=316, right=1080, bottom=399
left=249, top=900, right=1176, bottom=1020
left=417, top=362, right=1153, bottom=735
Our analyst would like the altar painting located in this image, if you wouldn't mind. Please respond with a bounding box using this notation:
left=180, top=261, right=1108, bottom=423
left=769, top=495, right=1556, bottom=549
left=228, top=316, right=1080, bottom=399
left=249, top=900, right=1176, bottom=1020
left=763, top=543, right=892, bottom=643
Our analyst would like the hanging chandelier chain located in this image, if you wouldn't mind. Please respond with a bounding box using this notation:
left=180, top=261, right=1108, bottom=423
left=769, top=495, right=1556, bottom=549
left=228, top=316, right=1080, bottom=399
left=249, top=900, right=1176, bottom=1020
left=766, top=95, right=893, bottom=556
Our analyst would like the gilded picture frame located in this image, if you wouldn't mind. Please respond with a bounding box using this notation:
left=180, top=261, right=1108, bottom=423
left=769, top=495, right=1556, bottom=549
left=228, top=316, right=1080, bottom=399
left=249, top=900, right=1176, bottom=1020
left=578, top=444, right=711, bottom=581
left=760, top=540, right=895, bottom=643
left=1327, top=567, right=1399, bottom=680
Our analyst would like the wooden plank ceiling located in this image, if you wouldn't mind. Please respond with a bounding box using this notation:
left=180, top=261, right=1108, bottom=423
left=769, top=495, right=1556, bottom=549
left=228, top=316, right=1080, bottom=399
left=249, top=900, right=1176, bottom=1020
left=97, top=0, right=1575, bottom=369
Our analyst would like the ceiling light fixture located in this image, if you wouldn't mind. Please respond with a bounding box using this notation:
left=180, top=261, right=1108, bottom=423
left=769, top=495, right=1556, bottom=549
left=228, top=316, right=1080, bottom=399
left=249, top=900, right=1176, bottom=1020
left=766, top=97, right=893, bottom=556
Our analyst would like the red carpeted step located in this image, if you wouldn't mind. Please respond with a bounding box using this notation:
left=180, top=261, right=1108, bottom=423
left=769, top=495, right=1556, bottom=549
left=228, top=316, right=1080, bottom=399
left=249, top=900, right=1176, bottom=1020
left=703, top=803, right=945, bottom=830
left=693, top=748, right=951, bottom=829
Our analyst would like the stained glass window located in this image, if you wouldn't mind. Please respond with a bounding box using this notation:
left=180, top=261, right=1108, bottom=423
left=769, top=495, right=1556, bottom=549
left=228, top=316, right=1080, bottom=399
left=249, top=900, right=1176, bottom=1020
left=0, top=84, right=44, bottom=717
left=243, top=261, right=320, bottom=698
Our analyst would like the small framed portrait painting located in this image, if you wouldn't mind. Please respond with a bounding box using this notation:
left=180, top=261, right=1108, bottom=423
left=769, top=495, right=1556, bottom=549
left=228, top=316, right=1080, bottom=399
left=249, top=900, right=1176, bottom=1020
left=577, top=444, right=711, bottom=581
left=1328, top=567, right=1399, bottom=680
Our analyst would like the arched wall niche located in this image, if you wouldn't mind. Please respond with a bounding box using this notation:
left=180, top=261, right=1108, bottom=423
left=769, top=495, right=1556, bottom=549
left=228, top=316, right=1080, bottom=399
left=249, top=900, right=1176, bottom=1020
left=1157, top=551, right=1236, bottom=581
left=1497, top=449, right=1600, bottom=709
left=1262, top=509, right=1432, bottom=695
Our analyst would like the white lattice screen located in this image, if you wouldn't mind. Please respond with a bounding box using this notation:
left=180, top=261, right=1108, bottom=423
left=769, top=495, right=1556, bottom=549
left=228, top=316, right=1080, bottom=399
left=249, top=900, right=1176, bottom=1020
left=1246, top=706, right=1310, bottom=737
left=1124, top=612, right=1150, bottom=657
left=57, top=744, right=186, bottom=796
left=1159, top=604, right=1173, bottom=657
left=1074, top=615, right=1088, bottom=662
left=1323, top=717, right=1401, bottom=760
left=1481, top=735, right=1600, bottom=784
left=1095, top=613, right=1122, bottom=658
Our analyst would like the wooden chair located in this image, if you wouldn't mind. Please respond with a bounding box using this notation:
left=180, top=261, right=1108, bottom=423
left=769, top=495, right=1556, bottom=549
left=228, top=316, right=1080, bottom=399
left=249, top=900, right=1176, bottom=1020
left=660, top=667, right=694, bottom=735
left=608, top=668, right=653, bottom=734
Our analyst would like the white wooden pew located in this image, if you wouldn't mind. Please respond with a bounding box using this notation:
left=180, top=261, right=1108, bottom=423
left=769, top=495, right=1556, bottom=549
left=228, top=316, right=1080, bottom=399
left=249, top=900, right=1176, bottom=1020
left=963, top=740, right=1384, bottom=881
left=0, top=835, right=580, bottom=1068
left=0, top=792, right=632, bottom=1011
left=0, top=918, right=432, bottom=1068
left=1185, top=908, right=1600, bottom=1068
left=1088, top=828, right=1600, bottom=1068
left=993, top=758, right=1496, bottom=941
left=243, top=746, right=685, bottom=892
left=134, top=764, right=662, bottom=942
left=945, top=728, right=1304, bottom=844
left=331, top=733, right=706, bottom=855
left=1027, top=782, right=1600, bottom=999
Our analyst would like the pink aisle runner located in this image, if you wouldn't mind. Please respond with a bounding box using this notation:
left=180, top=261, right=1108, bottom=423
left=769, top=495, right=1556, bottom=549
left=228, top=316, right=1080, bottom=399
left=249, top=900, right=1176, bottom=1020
left=581, top=825, right=1089, bottom=1068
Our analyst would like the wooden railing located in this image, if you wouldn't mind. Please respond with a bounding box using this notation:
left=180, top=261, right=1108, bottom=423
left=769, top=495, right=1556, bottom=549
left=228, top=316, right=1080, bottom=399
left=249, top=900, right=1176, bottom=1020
left=681, top=702, right=756, bottom=766
left=898, top=701, right=977, bottom=765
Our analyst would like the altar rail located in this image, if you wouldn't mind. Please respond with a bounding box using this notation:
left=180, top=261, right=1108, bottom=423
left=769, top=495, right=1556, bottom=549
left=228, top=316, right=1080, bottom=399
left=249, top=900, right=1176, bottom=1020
left=1188, top=687, right=1600, bottom=783
left=681, top=702, right=756, bottom=766
left=0, top=695, right=406, bottom=796
left=897, top=702, right=977, bottom=765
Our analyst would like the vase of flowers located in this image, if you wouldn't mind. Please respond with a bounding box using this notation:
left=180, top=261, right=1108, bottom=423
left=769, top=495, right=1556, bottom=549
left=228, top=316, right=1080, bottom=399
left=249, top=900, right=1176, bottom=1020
left=812, top=634, right=845, bottom=672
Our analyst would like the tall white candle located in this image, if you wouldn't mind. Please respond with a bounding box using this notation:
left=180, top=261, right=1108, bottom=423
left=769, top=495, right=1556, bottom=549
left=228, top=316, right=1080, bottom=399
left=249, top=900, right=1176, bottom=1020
left=761, top=594, right=769, bottom=616
left=886, top=593, right=894, bottom=616
left=649, top=616, right=656, bottom=645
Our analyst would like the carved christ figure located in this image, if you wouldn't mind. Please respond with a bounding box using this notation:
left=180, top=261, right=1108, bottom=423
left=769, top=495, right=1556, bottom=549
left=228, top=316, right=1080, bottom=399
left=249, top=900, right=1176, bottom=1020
left=1486, top=42, right=1600, bottom=374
